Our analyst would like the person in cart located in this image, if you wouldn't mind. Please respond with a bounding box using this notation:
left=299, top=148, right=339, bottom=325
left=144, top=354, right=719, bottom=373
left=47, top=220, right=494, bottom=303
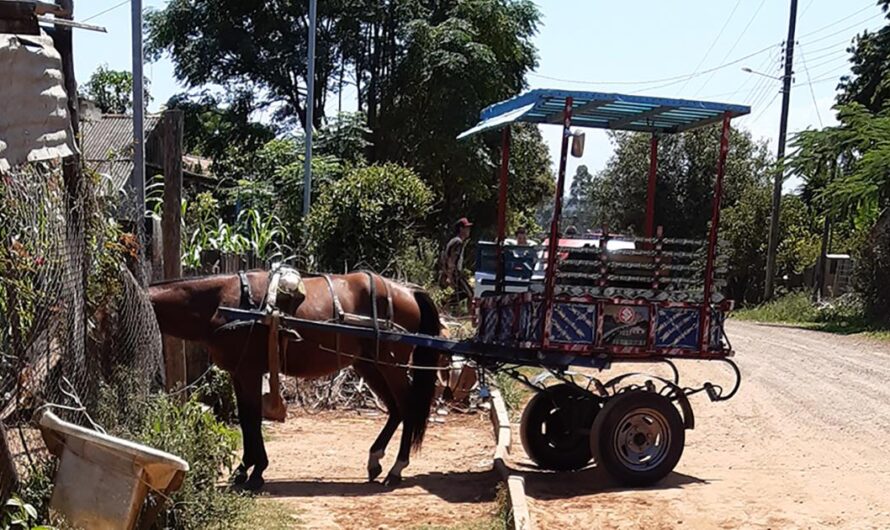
left=438, top=217, right=474, bottom=308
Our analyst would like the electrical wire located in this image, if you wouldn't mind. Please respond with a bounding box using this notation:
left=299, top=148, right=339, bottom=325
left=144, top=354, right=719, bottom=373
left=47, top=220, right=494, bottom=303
left=677, top=0, right=743, bottom=94
left=797, top=14, right=885, bottom=46
left=797, top=47, right=824, bottom=127
left=526, top=42, right=779, bottom=87
left=797, top=4, right=878, bottom=39
left=83, top=0, right=130, bottom=22
left=692, top=0, right=768, bottom=96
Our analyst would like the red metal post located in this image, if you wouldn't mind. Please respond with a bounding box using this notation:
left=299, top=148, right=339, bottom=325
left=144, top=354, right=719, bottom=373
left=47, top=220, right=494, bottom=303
left=542, top=97, right=574, bottom=348
left=494, top=127, right=511, bottom=293
left=644, top=134, right=659, bottom=238
left=700, top=112, right=732, bottom=350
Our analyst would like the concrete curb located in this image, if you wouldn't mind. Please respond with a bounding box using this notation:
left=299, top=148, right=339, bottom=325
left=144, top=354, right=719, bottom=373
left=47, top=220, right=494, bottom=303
left=489, top=389, right=533, bottom=530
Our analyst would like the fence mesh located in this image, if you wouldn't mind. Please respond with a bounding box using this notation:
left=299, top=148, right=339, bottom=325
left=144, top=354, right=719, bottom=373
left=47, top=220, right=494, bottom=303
left=0, top=161, right=163, bottom=498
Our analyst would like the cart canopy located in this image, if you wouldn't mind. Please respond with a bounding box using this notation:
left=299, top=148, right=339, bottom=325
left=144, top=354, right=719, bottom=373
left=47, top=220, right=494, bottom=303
left=457, top=88, right=750, bottom=139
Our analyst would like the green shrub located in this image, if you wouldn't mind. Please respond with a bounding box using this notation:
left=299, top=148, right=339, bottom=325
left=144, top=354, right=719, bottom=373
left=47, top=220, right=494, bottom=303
left=193, top=366, right=238, bottom=424
left=96, top=386, right=250, bottom=530
left=307, top=163, right=434, bottom=272
left=732, top=291, right=818, bottom=323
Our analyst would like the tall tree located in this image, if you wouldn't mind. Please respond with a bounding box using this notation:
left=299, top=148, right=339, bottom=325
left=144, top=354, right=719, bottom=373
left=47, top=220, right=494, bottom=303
left=80, top=65, right=151, bottom=114
left=838, top=1, right=890, bottom=113
left=586, top=127, right=772, bottom=238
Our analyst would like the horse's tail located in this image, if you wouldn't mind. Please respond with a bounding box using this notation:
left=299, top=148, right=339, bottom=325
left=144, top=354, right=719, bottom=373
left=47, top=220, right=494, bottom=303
left=409, top=289, right=443, bottom=451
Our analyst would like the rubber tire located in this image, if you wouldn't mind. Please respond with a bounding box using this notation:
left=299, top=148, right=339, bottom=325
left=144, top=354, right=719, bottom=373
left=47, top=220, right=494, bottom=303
left=520, top=384, right=599, bottom=471
left=591, top=390, right=685, bottom=487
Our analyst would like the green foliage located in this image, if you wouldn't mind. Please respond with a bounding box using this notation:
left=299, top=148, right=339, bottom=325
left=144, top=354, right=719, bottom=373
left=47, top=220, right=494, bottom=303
left=0, top=495, right=51, bottom=530
left=97, top=388, right=250, bottom=530
left=733, top=291, right=819, bottom=323
left=307, top=164, right=433, bottom=272
left=147, top=0, right=551, bottom=238
left=579, top=127, right=772, bottom=237
left=393, top=237, right=440, bottom=287
left=838, top=2, right=890, bottom=113
left=721, top=187, right=820, bottom=304
left=16, top=459, right=55, bottom=526
left=193, top=366, right=238, bottom=424
left=80, top=65, right=150, bottom=114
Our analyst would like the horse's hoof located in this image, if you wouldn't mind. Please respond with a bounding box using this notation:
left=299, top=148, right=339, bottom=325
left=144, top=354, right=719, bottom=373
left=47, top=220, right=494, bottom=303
left=382, top=473, right=402, bottom=488
left=368, top=463, right=383, bottom=482
left=235, top=476, right=265, bottom=492
left=232, top=468, right=249, bottom=485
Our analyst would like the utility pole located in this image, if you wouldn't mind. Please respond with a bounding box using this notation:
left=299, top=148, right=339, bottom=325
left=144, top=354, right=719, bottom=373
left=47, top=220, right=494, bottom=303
left=132, top=0, right=145, bottom=278
left=764, top=0, right=798, bottom=300
left=302, top=0, right=317, bottom=218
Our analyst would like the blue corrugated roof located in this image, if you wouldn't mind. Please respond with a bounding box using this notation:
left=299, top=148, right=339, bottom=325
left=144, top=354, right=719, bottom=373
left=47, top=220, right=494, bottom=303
left=458, top=88, right=750, bottom=139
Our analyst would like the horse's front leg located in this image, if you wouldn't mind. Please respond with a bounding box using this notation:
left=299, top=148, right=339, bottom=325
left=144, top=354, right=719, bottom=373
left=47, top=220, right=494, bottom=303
left=233, top=369, right=268, bottom=491
left=231, top=377, right=252, bottom=485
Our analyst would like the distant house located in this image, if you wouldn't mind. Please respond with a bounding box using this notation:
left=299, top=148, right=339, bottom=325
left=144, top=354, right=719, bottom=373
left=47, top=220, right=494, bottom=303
left=79, top=104, right=215, bottom=215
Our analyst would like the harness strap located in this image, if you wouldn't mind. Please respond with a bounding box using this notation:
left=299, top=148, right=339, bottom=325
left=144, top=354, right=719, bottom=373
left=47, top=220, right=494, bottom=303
left=363, top=271, right=383, bottom=362
left=322, top=274, right=345, bottom=321
left=238, top=271, right=257, bottom=309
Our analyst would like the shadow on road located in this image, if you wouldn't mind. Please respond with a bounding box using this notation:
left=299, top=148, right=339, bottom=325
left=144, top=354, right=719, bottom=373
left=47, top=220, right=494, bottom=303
left=261, top=468, right=500, bottom=504
left=513, top=463, right=707, bottom=499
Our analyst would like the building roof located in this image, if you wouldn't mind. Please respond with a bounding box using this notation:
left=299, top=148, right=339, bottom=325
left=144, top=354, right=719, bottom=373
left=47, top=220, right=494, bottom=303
left=81, top=114, right=161, bottom=191
left=458, top=88, right=751, bottom=139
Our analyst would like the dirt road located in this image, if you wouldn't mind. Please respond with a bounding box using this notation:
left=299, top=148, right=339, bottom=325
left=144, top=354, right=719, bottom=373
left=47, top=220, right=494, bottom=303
left=259, top=321, right=890, bottom=529
left=516, top=320, right=890, bottom=529
left=260, top=410, right=500, bottom=529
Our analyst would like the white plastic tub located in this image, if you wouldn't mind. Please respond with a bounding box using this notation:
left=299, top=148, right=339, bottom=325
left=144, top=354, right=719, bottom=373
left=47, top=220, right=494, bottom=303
left=38, top=411, right=189, bottom=530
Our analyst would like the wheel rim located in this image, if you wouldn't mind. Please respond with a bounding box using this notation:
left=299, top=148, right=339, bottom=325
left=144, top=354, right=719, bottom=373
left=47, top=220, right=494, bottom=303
left=612, top=407, right=671, bottom=471
left=540, top=404, right=582, bottom=450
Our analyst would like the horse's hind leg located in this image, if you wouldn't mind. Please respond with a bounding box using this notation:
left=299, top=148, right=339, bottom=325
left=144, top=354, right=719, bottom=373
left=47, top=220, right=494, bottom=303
left=353, top=362, right=402, bottom=482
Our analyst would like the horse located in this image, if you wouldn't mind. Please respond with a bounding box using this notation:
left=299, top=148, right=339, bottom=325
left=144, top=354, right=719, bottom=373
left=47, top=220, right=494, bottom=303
left=147, top=270, right=443, bottom=491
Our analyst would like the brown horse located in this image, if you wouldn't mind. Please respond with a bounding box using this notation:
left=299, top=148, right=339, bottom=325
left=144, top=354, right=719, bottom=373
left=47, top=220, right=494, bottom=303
left=148, top=270, right=443, bottom=491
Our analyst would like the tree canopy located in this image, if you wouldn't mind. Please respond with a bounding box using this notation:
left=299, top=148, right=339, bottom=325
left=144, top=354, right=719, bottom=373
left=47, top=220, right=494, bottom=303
left=80, top=65, right=150, bottom=114
left=146, top=0, right=551, bottom=235
left=568, top=127, right=773, bottom=238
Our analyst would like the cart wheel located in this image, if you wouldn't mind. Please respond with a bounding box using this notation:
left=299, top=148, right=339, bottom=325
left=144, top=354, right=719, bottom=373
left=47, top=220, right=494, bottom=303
left=520, top=384, right=599, bottom=471
left=591, top=390, right=684, bottom=487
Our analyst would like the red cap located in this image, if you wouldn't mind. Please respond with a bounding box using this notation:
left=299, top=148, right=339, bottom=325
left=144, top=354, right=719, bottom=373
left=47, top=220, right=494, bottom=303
left=455, top=217, right=473, bottom=228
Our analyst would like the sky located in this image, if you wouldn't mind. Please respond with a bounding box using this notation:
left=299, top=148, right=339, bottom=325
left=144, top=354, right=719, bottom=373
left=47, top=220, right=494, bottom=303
left=73, top=0, right=887, bottom=192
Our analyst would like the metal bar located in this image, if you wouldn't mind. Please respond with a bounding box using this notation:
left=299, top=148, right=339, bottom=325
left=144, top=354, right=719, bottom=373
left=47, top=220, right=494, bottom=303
left=542, top=97, right=574, bottom=348
left=302, top=0, right=318, bottom=218
left=609, top=105, right=671, bottom=129
left=494, top=127, right=511, bottom=293
left=645, top=134, right=658, bottom=238
left=700, top=113, right=732, bottom=351
left=37, top=15, right=106, bottom=32
left=546, top=98, right=610, bottom=123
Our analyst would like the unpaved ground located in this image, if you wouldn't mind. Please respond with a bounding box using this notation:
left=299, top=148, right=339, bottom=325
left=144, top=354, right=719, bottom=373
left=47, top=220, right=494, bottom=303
left=259, top=409, right=499, bottom=529
left=514, top=320, right=890, bottom=530
left=260, top=321, right=890, bottom=529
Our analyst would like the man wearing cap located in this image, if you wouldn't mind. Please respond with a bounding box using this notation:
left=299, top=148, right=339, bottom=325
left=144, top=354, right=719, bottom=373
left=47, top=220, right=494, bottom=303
left=439, top=218, right=474, bottom=308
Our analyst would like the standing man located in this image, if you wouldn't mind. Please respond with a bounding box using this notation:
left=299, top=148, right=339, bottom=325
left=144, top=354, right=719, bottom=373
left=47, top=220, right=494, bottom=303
left=439, top=217, right=474, bottom=310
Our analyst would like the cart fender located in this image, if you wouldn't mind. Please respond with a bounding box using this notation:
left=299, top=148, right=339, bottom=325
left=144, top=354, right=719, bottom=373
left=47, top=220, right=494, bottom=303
left=664, top=382, right=695, bottom=430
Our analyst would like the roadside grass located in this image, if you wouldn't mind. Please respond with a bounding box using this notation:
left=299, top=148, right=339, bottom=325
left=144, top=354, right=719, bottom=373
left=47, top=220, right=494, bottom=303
left=733, top=291, right=890, bottom=338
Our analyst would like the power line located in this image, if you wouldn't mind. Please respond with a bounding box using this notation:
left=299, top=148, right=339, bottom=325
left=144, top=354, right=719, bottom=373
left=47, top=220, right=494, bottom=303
left=797, top=36, right=858, bottom=56
left=83, top=0, right=130, bottom=22
left=797, top=14, right=884, bottom=46
left=677, top=0, right=743, bottom=94
left=527, top=42, right=779, bottom=87
left=797, top=4, right=877, bottom=39
left=797, top=47, right=824, bottom=127
left=692, top=0, right=768, bottom=96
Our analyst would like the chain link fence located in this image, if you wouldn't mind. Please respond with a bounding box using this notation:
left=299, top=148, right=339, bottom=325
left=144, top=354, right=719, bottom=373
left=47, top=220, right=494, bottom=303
left=0, top=161, right=163, bottom=499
